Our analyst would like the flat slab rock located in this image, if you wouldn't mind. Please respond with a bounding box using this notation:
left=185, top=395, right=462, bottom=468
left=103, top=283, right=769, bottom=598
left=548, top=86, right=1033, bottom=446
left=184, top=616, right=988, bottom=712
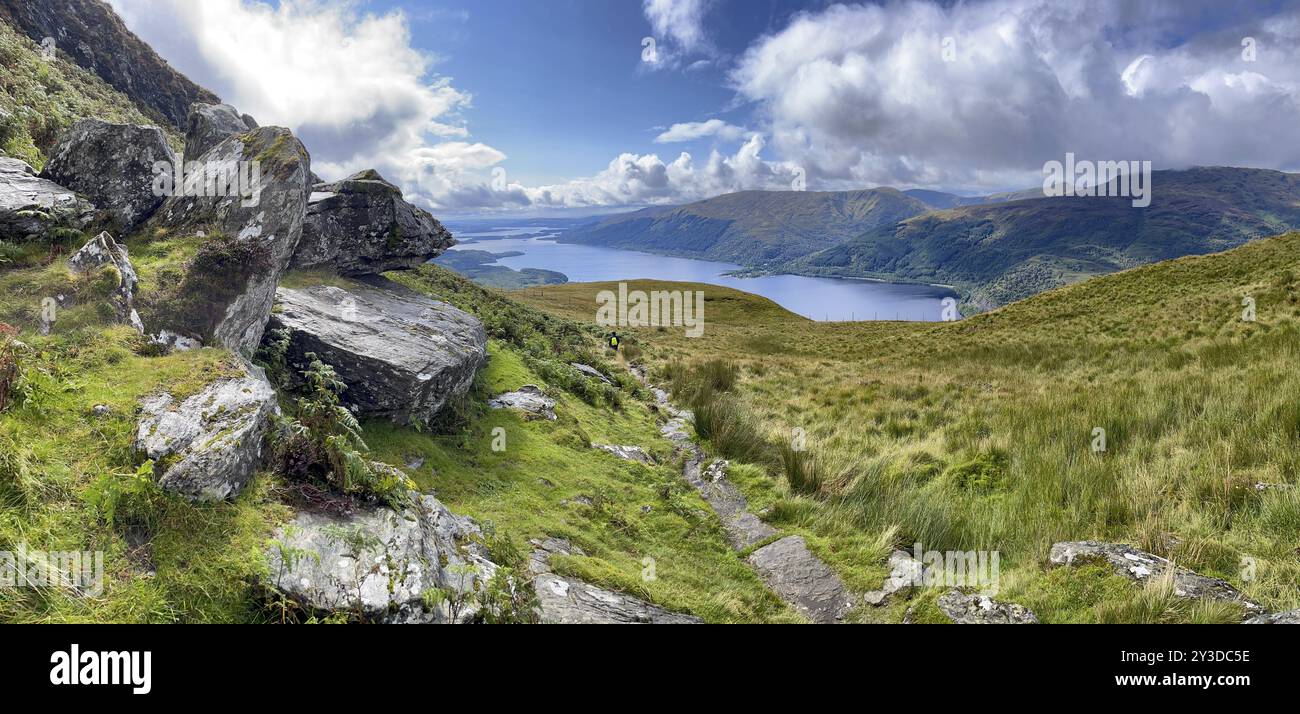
left=134, top=362, right=278, bottom=501
left=593, top=444, right=654, bottom=464
left=1049, top=541, right=1262, bottom=612
left=269, top=281, right=487, bottom=425
left=684, top=457, right=777, bottom=550
left=534, top=573, right=701, bottom=624
left=748, top=536, right=854, bottom=624
left=938, top=590, right=1039, bottom=624
left=1245, top=609, right=1300, bottom=624
left=265, top=495, right=496, bottom=623
left=488, top=385, right=556, bottom=421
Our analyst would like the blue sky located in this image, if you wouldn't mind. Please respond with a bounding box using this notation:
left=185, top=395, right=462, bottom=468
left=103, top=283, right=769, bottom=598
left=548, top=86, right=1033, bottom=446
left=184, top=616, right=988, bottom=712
left=384, top=0, right=815, bottom=186
left=108, top=0, right=1300, bottom=217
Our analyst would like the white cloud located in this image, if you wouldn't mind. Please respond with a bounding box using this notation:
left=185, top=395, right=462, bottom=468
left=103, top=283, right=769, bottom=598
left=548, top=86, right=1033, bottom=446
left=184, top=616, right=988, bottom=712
left=106, top=0, right=498, bottom=209
left=655, top=119, right=749, bottom=143
left=524, top=134, right=799, bottom=209
left=643, top=0, right=711, bottom=53
left=730, top=0, right=1300, bottom=191
left=641, top=0, right=716, bottom=71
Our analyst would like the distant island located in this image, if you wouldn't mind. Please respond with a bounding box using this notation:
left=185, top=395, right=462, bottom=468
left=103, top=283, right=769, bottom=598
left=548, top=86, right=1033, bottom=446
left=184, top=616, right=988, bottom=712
left=433, top=249, right=569, bottom=289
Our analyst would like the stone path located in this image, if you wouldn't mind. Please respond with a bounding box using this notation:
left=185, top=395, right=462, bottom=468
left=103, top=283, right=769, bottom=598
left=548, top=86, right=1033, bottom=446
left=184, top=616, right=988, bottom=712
left=528, top=538, right=702, bottom=624
left=635, top=367, right=854, bottom=623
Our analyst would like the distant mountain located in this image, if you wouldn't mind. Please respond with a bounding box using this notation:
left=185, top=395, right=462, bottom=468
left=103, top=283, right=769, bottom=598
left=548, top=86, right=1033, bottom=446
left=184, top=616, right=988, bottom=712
left=904, top=188, right=1043, bottom=209
left=0, top=0, right=219, bottom=129
left=783, top=167, right=1300, bottom=310
left=557, top=188, right=932, bottom=264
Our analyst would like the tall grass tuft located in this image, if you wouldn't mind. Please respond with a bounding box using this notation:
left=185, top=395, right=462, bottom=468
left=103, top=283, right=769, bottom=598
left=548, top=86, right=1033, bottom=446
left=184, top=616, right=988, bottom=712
left=778, top=441, right=821, bottom=495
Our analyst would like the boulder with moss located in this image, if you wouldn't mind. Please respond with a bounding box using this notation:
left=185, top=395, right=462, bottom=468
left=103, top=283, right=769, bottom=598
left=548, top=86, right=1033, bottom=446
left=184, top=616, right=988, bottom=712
left=39, top=118, right=176, bottom=231
left=147, top=126, right=312, bottom=356
left=0, top=156, right=95, bottom=242
left=66, top=232, right=144, bottom=332
left=290, top=169, right=455, bottom=275
left=266, top=279, right=487, bottom=425
left=133, top=361, right=278, bottom=501
left=263, top=494, right=498, bottom=623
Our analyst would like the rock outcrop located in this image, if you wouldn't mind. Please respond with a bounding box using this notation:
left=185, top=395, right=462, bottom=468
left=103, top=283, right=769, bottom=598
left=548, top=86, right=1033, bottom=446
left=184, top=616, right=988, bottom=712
left=264, top=494, right=497, bottom=623
left=67, top=232, right=143, bottom=332
left=39, top=119, right=176, bottom=231
left=488, top=385, right=557, bottom=421
left=268, top=281, right=487, bottom=425
left=527, top=537, right=701, bottom=624
left=1049, top=541, right=1262, bottom=612
left=0, top=156, right=94, bottom=242
left=747, top=536, right=855, bottom=624
left=290, top=169, right=456, bottom=275
left=184, top=103, right=254, bottom=161
left=149, top=127, right=312, bottom=356
left=133, top=362, right=278, bottom=501
left=938, top=590, right=1039, bottom=624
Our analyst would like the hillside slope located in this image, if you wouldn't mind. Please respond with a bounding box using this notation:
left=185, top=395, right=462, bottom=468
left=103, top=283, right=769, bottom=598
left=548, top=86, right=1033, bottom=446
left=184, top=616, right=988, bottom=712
left=0, top=0, right=218, bottom=130
left=557, top=187, right=932, bottom=264
left=786, top=167, right=1300, bottom=309
left=515, top=230, right=1300, bottom=622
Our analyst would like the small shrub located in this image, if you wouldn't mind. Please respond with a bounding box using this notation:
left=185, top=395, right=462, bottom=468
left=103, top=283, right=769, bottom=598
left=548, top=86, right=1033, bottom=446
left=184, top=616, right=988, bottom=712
left=272, top=353, right=413, bottom=506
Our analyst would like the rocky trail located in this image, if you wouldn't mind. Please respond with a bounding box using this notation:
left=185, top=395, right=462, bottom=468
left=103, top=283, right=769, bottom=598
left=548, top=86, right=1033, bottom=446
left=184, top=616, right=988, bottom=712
left=633, top=367, right=855, bottom=623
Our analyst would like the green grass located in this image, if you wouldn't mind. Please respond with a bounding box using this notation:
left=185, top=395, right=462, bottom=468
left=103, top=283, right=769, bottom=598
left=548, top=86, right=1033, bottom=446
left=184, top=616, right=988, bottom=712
left=0, top=20, right=180, bottom=169
left=514, top=232, right=1300, bottom=622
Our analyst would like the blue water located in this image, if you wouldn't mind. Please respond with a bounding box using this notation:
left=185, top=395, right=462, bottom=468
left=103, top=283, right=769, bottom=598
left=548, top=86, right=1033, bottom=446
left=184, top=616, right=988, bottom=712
left=451, top=229, right=956, bottom=322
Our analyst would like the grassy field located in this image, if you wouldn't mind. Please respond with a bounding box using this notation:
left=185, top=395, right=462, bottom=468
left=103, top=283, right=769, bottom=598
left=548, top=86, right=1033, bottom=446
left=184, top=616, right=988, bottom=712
left=514, top=231, right=1300, bottom=623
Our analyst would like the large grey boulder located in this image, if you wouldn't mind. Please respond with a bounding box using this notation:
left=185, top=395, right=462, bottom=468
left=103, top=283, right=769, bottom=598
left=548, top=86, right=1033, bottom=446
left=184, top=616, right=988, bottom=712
left=264, top=494, right=497, bottom=623
left=748, top=536, right=854, bottom=623
left=150, top=127, right=312, bottom=356
left=133, top=362, right=278, bottom=501
left=67, top=232, right=144, bottom=333
left=0, top=156, right=94, bottom=242
left=290, top=169, right=455, bottom=275
left=938, top=590, right=1039, bottom=624
left=184, top=103, right=253, bottom=162
left=268, top=281, right=487, bottom=425
left=1049, top=541, right=1262, bottom=612
left=39, top=119, right=176, bottom=231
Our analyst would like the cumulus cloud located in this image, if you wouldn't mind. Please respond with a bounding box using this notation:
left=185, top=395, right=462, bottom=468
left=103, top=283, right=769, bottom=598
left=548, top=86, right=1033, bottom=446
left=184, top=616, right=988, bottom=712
left=730, top=0, right=1300, bottom=191
left=655, top=119, right=750, bottom=143
left=641, top=0, right=716, bottom=71
left=525, top=134, right=800, bottom=209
